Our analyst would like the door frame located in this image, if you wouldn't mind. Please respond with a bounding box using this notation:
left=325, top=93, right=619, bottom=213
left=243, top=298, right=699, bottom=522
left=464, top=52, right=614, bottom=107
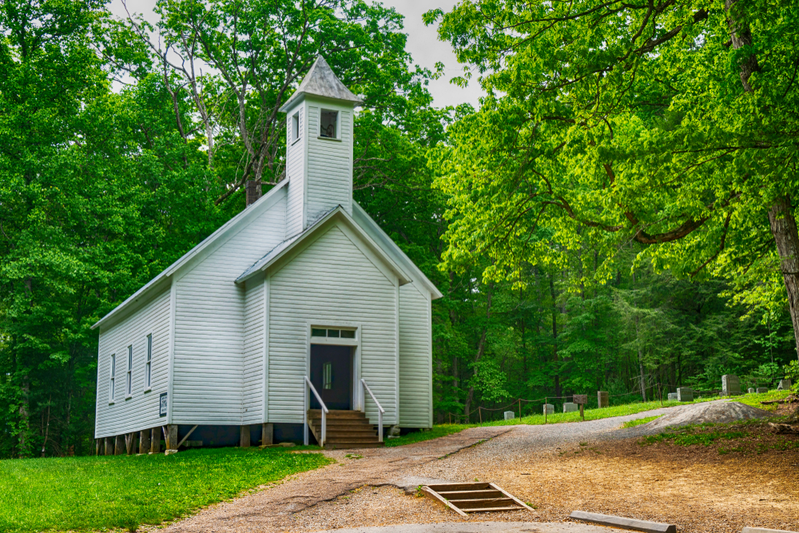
left=305, top=321, right=362, bottom=411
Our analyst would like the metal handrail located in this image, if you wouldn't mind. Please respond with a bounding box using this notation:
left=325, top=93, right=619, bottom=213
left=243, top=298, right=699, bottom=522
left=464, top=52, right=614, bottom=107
left=360, top=378, right=384, bottom=442
left=304, top=376, right=328, bottom=446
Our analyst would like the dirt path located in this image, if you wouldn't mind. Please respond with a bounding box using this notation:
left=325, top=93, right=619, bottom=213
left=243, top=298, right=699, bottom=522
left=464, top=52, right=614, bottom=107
left=158, top=426, right=511, bottom=532
left=159, top=403, right=798, bottom=533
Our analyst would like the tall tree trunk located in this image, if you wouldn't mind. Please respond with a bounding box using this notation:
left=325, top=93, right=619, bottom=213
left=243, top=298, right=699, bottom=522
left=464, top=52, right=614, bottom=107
left=464, top=284, right=493, bottom=418
left=725, top=0, right=799, bottom=360
left=634, top=315, right=647, bottom=401
left=549, top=275, right=561, bottom=398
left=18, top=376, right=30, bottom=457
left=768, top=196, right=799, bottom=362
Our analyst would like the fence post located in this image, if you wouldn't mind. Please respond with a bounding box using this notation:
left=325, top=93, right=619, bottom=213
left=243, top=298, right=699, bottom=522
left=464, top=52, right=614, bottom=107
left=478, top=406, right=482, bottom=424
left=518, top=398, right=522, bottom=419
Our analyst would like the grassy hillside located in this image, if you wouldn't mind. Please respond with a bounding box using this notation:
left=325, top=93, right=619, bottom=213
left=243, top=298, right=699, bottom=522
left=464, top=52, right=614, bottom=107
left=0, top=446, right=331, bottom=533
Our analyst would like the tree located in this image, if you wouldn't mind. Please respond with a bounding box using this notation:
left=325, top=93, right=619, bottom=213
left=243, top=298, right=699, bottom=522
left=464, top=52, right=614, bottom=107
left=0, top=0, right=222, bottom=456
left=119, top=0, right=443, bottom=209
left=425, top=0, right=799, bottom=360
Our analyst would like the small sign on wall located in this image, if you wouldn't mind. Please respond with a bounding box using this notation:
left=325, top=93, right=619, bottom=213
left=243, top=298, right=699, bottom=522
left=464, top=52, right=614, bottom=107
left=159, top=392, right=168, bottom=417
left=573, top=394, right=587, bottom=405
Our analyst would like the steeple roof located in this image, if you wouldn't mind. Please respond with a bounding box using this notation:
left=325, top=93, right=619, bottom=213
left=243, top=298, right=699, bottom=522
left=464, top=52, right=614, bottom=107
left=279, top=56, right=362, bottom=111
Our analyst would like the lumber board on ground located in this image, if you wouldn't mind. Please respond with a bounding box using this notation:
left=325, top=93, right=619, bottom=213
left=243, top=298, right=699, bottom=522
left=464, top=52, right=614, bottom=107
left=569, top=511, right=677, bottom=533
left=421, top=486, right=468, bottom=517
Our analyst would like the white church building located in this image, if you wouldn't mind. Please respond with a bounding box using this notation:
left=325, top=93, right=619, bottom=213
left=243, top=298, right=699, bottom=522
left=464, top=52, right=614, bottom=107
left=92, top=57, right=441, bottom=453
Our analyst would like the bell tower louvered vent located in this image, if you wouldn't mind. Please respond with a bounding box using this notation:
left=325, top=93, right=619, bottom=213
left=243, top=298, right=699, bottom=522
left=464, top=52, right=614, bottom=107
left=280, top=57, right=362, bottom=237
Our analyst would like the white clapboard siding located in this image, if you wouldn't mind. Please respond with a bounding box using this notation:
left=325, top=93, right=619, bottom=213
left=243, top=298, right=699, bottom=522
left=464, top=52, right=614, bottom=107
left=242, top=276, right=265, bottom=424
left=285, top=104, right=305, bottom=236
left=95, top=286, right=171, bottom=438
left=268, top=224, right=397, bottom=425
left=172, top=192, right=287, bottom=425
left=399, top=283, right=432, bottom=428
left=305, top=104, right=352, bottom=219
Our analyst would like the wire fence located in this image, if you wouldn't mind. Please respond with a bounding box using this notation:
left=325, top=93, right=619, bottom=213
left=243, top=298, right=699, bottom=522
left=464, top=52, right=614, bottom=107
left=443, top=382, right=694, bottom=425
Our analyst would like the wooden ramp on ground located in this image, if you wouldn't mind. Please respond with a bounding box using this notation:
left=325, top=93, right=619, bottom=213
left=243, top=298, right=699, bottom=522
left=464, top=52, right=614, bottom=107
left=421, top=482, right=535, bottom=517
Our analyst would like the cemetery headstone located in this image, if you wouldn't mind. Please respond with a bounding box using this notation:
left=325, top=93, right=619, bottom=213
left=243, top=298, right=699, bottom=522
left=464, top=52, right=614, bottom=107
left=757, top=387, right=768, bottom=394
left=563, top=402, right=578, bottom=413
left=677, top=387, right=693, bottom=402
left=597, top=391, right=609, bottom=408
left=777, top=379, right=792, bottom=390
left=543, top=403, right=554, bottom=415
left=504, top=411, right=516, bottom=421
left=748, top=388, right=755, bottom=394
left=722, top=374, right=741, bottom=396
left=667, top=392, right=678, bottom=401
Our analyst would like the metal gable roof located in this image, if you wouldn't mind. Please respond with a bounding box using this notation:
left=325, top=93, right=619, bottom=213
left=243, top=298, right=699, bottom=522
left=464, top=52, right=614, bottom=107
left=351, top=202, right=444, bottom=300
left=91, top=179, right=289, bottom=330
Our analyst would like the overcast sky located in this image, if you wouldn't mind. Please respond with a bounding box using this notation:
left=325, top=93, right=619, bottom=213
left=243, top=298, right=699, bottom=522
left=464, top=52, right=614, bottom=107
left=109, top=0, right=484, bottom=109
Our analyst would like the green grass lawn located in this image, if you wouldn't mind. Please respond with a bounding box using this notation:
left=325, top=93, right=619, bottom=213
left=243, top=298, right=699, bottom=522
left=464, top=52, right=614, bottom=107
left=0, top=446, right=331, bottom=533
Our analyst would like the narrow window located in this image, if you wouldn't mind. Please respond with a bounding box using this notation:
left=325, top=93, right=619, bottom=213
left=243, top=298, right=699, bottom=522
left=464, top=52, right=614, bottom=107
left=323, top=362, right=332, bottom=390
left=320, top=109, right=338, bottom=138
left=145, top=334, right=152, bottom=390
left=126, top=345, right=133, bottom=397
left=311, top=328, right=326, bottom=337
left=340, top=329, right=355, bottom=339
left=327, top=329, right=340, bottom=338
left=291, top=112, right=300, bottom=142
left=109, top=354, right=116, bottom=402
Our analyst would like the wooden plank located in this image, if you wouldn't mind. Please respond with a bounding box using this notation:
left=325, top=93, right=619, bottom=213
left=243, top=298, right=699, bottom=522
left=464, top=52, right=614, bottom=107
left=177, top=425, right=198, bottom=448
left=489, top=483, right=536, bottom=512
left=569, top=511, right=676, bottom=533
left=437, top=490, right=505, bottom=499
left=449, top=498, right=515, bottom=509
left=426, top=483, right=491, bottom=491
left=422, top=486, right=469, bottom=518
left=463, top=506, right=522, bottom=513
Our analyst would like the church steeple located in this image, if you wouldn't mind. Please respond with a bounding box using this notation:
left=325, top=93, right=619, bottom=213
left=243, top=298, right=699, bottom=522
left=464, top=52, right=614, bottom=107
left=280, top=57, right=361, bottom=237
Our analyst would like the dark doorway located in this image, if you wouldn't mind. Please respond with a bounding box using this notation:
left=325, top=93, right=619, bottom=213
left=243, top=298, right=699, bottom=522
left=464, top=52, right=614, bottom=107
left=310, top=344, right=352, bottom=410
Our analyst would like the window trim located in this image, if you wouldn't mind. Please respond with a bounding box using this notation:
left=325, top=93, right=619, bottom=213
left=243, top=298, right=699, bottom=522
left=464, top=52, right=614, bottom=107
left=109, top=353, right=116, bottom=404
left=144, top=333, right=152, bottom=392
left=318, top=108, right=339, bottom=140
left=125, top=345, right=133, bottom=399
left=291, top=111, right=301, bottom=145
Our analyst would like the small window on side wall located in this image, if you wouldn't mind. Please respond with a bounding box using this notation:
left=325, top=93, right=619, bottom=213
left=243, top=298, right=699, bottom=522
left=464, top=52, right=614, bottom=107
left=109, top=354, right=116, bottom=402
left=320, top=109, right=338, bottom=138
left=291, top=112, right=300, bottom=142
left=126, top=345, right=133, bottom=397
left=145, top=334, right=152, bottom=390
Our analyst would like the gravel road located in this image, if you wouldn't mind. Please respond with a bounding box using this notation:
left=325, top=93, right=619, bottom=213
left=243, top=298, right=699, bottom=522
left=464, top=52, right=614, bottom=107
left=155, top=403, right=701, bottom=533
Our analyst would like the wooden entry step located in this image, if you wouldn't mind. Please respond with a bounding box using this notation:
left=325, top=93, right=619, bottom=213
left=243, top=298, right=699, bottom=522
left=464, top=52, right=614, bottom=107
left=307, top=409, right=384, bottom=450
left=421, top=482, right=535, bottom=517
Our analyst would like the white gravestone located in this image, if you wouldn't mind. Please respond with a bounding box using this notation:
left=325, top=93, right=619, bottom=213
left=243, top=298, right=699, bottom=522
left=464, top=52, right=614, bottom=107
left=677, top=388, right=693, bottom=402
left=667, top=392, right=678, bottom=401
left=543, top=404, right=554, bottom=415
left=777, top=379, right=792, bottom=390
left=722, top=374, right=741, bottom=396
left=563, top=402, right=578, bottom=413
left=504, top=411, right=516, bottom=420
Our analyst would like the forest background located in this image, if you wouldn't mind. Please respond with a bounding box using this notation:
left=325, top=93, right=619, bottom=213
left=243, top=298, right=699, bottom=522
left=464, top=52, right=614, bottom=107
left=1, top=0, right=797, bottom=458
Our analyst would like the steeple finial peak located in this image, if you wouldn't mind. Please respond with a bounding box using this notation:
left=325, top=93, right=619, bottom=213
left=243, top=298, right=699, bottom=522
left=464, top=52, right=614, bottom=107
left=280, top=56, right=362, bottom=112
